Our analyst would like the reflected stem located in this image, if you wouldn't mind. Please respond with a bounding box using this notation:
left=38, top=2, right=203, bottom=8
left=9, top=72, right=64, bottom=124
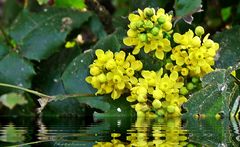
left=8, top=140, right=53, bottom=147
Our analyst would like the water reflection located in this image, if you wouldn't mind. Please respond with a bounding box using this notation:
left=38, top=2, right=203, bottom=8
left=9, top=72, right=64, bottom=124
left=94, top=117, right=191, bottom=146
left=0, top=116, right=239, bottom=146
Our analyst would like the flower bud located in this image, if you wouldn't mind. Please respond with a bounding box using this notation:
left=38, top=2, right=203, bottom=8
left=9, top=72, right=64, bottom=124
left=97, top=73, right=107, bottom=83
left=138, top=33, right=148, bottom=42
left=144, top=8, right=154, bottom=17
left=152, top=99, right=162, bottom=109
left=187, top=82, right=195, bottom=90
left=151, top=27, right=160, bottom=36
left=157, top=16, right=165, bottom=24
left=195, top=26, right=205, bottom=36
left=144, top=20, right=154, bottom=29
left=90, top=66, right=101, bottom=75
left=162, top=21, right=172, bottom=31
left=167, top=105, right=175, bottom=113
left=180, top=87, right=188, bottom=95
left=192, top=77, right=199, bottom=84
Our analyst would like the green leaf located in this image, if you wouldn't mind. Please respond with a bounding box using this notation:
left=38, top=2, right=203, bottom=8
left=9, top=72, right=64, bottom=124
left=185, top=117, right=234, bottom=146
left=213, top=26, right=240, bottom=69
left=183, top=69, right=238, bottom=117
left=174, top=0, right=202, bottom=17
left=221, top=7, right=232, bottom=21
left=9, top=8, right=91, bottom=60
left=2, top=0, right=23, bottom=25
left=55, top=0, right=86, bottom=10
left=0, top=93, right=27, bottom=109
left=93, top=29, right=123, bottom=52
left=89, top=14, right=107, bottom=40
left=34, top=47, right=89, bottom=117
left=94, top=96, right=136, bottom=117
left=0, top=52, right=35, bottom=94
left=62, top=50, right=95, bottom=94
left=0, top=43, right=9, bottom=59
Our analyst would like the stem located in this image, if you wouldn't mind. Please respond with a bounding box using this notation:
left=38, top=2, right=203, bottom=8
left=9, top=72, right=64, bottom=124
left=24, top=0, right=28, bottom=9
left=0, top=83, right=52, bottom=98
left=0, top=26, right=11, bottom=45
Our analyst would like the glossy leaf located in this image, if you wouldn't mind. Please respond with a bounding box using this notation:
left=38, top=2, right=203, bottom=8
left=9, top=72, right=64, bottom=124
left=183, top=69, right=239, bottom=117
left=0, top=124, right=26, bottom=143
left=0, top=52, right=35, bottom=94
left=0, top=93, right=27, bottom=109
left=9, top=8, right=91, bottom=60
left=185, top=117, right=234, bottom=146
left=214, top=26, right=240, bottom=69
left=62, top=50, right=95, bottom=94
left=174, top=0, right=202, bottom=17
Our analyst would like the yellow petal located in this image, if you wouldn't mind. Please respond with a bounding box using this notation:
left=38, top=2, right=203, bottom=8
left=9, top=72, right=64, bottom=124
left=155, top=50, right=164, bottom=60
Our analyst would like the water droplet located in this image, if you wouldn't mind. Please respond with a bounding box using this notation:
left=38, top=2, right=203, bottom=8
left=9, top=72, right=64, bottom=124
left=80, top=60, right=83, bottom=63
left=43, top=8, right=48, bottom=12
left=73, top=62, right=76, bottom=66
left=21, top=67, right=25, bottom=71
left=117, top=120, right=121, bottom=126
left=18, top=83, right=23, bottom=87
left=117, top=108, right=121, bottom=112
left=53, top=79, right=58, bottom=83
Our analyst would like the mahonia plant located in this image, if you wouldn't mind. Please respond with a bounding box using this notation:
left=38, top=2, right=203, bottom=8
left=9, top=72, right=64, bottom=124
left=86, top=7, right=219, bottom=117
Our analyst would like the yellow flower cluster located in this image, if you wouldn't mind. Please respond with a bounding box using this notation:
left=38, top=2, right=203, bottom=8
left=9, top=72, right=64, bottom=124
left=170, top=26, right=219, bottom=77
left=86, top=49, right=143, bottom=99
left=93, top=117, right=191, bottom=147
left=127, top=69, right=187, bottom=117
left=123, top=8, right=173, bottom=60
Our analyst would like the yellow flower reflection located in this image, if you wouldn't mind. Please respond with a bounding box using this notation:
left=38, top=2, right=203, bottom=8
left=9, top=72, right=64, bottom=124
left=93, top=117, right=191, bottom=147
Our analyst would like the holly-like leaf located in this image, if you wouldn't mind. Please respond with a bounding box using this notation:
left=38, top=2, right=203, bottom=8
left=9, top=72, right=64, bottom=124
left=0, top=93, right=27, bottom=109
left=62, top=50, right=95, bottom=94
left=9, top=8, right=91, bottom=60
left=183, top=69, right=239, bottom=117
left=214, top=26, right=240, bottom=69
left=0, top=52, right=35, bottom=94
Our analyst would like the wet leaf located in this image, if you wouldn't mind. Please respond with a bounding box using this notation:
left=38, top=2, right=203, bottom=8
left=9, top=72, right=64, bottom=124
left=89, top=14, right=107, bottom=40
left=185, top=117, right=234, bottom=146
left=183, top=69, right=239, bottom=117
left=174, top=0, right=202, bottom=17
left=62, top=50, right=95, bottom=94
left=214, top=26, right=240, bottom=69
left=9, top=8, right=91, bottom=60
left=0, top=52, right=35, bottom=94
left=93, top=29, right=123, bottom=52
left=0, top=93, right=27, bottom=109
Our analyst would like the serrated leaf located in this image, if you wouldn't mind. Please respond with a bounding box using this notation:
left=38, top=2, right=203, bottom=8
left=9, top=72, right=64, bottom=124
left=0, top=93, right=27, bottom=109
left=62, top=50, right=95, bottom=94
left=183, top=69, right=238, bottom=117
left=34, top=48, right=89, bottom=116
left=55, top=0, right=86, bottom=10
left=0, top=52, right=35, bottom=94
left=214, top=26, right=240, bottom=69
left=9, top=8, right=91, bottom=60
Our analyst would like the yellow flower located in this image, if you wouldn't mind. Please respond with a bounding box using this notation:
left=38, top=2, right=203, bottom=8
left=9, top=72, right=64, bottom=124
left=123, top=7, right=173, bottom=60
